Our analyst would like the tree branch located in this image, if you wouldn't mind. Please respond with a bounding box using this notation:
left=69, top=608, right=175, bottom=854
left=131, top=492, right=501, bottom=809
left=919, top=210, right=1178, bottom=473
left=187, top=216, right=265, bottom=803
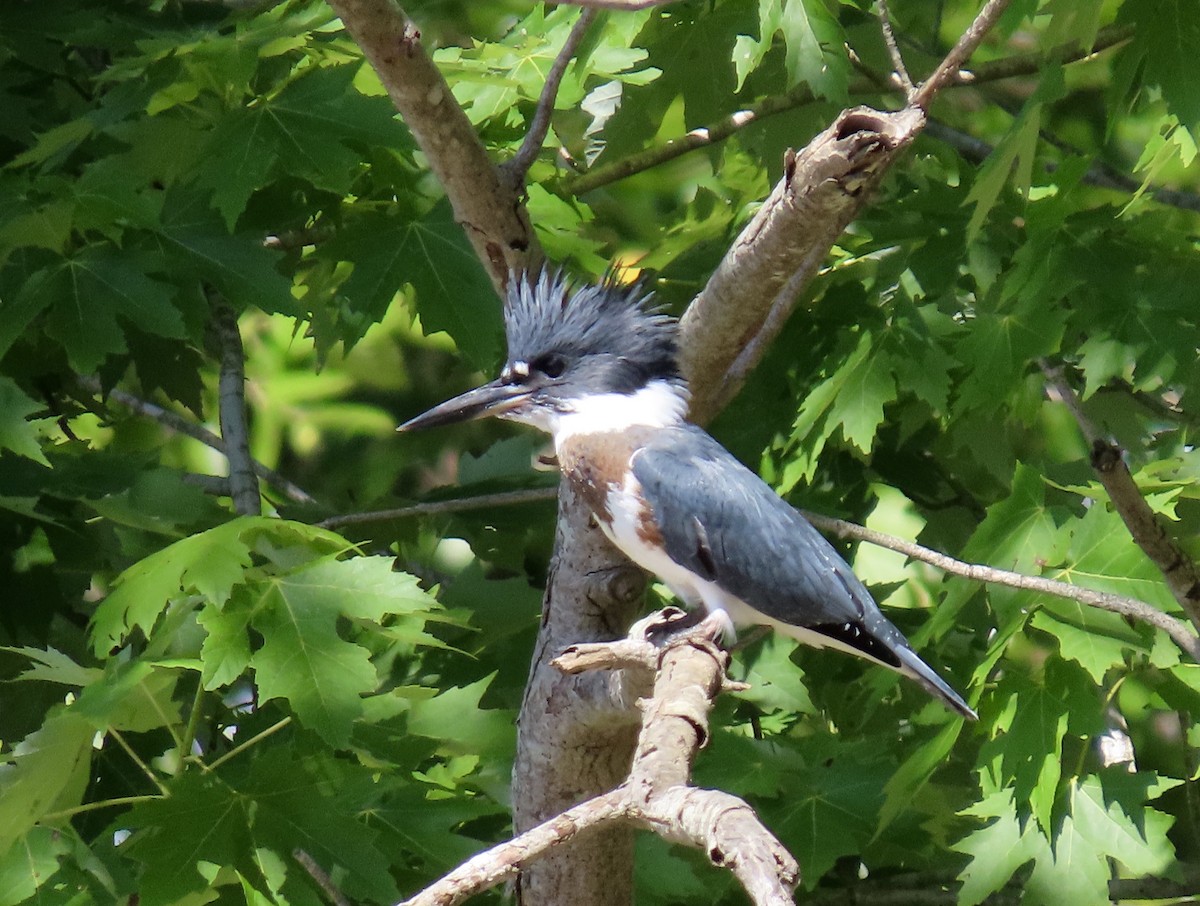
left=500, top=8, right=597, bottom=190
left=910, top=0, right=1013, bottom=111
left=75, top=377, right=317, bottom=507
left=802, top=511, right=1200, bottom=661
left=877, top=0, right=914, bottom=97
left=550, top=0, right=676, bottom=8
left=317, top=486, right=558, bottom=530
left=680, top=105, right=927, bottom=424
left=325, top=0, right=540, bottom=291
left=400, top=624, right=797, bottom=906
left=396, top=790, right=630, bottom=906
left=210, top=298, right=261, bottom=517
left=1040, top=361, right=1200, bottom=634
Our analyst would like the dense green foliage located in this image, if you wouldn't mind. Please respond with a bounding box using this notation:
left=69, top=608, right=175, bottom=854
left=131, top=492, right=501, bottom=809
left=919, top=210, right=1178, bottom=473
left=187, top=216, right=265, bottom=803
left=1, top=0, right=1199, bottom=903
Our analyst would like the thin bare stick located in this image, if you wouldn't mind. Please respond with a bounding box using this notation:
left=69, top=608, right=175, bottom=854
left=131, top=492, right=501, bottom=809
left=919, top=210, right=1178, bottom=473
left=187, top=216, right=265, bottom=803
left=1040, top=361, right=1200, bottom=633
left=211, top=298, right=261, bottom=516
left=567, top=18, right=1129, bottom=196
left=75, top=377, right=317, bottom=506
left=802, top=510, right=1200, bottom=661
left=502, top=8, right=597, bottom=188
left=947, top=23, right=1134, bottom=86
left=911, top=0, right=1014, bottom=110
left=294, top=849, right=352, bottom=906
left=397, top=789, right=630, bottom=906
left=877, top=0, right=914, bottom=96
left=317, top=486, right=558, bottom=530
left=551, top=0, right=675, bottom=8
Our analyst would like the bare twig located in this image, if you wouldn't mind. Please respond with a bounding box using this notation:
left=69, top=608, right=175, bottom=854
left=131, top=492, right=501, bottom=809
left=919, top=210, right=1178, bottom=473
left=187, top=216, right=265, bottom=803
left=75, top=377, right=317, bottom=506
left=211, top=298, right=261, bottom=516
left=551, top=0, right=675, bottom=8
left=911, top=0, right=1014, bottom=111
left=398, top=790, right=630, bottom=906
left=321, top=481, right=1199, bottom=656
left=947, top=23, right=1134, bottom=86
left=501, top=9, right=597, bottom=189
left=877, top=0, right=914, bottom=96
left=566, top=87, right=817, bottom=195
left=317, top=486, right=558, bottom=530
left=802, top=510, right=1200, bottom=661
left=566, top=19, right=1130, bottom=197
left=1040, top=361, right=1200, bottom=634
left=294, top=849, right=351, bottom=906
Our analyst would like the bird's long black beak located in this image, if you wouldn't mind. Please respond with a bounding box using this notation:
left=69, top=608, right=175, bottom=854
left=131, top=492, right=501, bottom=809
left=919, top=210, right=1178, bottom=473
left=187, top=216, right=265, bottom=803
left=397, top=379, right=531, bottom=432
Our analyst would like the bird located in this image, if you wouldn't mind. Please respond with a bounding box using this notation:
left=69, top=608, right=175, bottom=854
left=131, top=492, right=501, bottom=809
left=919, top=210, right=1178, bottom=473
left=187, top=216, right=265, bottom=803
left=399, top=272, right=976, bottom=719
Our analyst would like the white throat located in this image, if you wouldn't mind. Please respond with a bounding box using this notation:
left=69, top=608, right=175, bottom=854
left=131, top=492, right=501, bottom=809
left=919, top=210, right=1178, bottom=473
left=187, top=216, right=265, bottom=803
left=532, top=380, right=689, bottom=449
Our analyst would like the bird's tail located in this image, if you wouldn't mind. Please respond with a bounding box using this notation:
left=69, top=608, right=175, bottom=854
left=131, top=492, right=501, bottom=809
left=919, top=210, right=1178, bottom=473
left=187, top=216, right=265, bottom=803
left=893, top=645, right=976, bottom=720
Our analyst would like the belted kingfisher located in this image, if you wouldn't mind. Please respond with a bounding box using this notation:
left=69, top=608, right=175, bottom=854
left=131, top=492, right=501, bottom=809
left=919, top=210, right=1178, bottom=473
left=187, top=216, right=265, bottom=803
left=399, top=273, right=975, bottom=719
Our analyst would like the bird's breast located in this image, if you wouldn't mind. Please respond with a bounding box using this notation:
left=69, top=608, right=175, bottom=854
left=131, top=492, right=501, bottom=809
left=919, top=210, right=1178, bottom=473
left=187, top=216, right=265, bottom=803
left=556, top=428, right=662, bottom=548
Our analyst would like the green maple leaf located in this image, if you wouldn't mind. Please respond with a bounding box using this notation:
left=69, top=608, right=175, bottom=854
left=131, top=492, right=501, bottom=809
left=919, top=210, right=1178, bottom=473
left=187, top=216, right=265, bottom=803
left=0, top=826, right=73, bottom=904
left=196, top=65, right=413, bottom=229
left=125, top=751, right=399, bottom=904
left=0, top=713, right=94, bottom=855
left=0, top=377, right=48, bottom=465
left=123, top=772, right=250, bottom=905
left=955, top=790, right=1041, bottom=906
left=770, top=742, right=888, bottom=888
left=250, top=557, right=441, bottom=746
left=91, top=519, right=258, bottom=655
left=20, top=247, right=185, bottom=373
left=334, top=201, right=501, bottom=368
left=197, top=587, right=254, bottom=689
left=1124, top=0, right=1200, bottom=136
left=405, top=674, right=515, bottom=759
left=150, top=189, right=296, bottom=317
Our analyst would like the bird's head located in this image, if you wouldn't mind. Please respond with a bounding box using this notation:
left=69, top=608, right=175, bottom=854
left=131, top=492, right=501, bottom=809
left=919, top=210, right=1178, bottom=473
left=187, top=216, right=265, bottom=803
left=398, top=272, right=688, bottom=437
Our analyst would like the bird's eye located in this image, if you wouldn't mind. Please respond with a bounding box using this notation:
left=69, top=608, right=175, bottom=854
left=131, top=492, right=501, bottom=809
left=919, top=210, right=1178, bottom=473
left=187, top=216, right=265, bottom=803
left=533, top=353, right=567, bottom=379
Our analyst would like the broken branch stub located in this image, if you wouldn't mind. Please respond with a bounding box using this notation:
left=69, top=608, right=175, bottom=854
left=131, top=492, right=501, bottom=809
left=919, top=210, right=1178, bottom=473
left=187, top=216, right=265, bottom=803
left=681, top=106, right=926, bottom=424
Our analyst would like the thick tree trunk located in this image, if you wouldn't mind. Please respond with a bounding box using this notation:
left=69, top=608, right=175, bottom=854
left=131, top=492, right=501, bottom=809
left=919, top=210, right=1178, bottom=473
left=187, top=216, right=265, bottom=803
left=512, top=482, right=646, bottom=905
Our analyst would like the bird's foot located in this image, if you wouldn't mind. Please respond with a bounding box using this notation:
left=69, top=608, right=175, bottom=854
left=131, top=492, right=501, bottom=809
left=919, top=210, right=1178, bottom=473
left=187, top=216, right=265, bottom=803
left=633, top=606, right=736, bottom=648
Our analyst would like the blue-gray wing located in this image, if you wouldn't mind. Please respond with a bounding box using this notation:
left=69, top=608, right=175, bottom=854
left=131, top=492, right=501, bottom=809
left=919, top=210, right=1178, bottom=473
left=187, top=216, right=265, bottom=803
left=630, top=425, right=902, bottom=667
left=631, top=425, right=975, bottom=719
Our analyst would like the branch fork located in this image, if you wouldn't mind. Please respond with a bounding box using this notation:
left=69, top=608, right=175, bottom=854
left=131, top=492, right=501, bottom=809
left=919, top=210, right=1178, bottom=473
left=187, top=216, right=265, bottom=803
left=399, top=614, right=799, bottom=906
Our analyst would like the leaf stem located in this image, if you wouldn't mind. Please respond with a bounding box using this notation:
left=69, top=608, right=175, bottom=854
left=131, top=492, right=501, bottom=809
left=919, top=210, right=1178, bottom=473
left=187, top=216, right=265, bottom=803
left=206, top=716, right=292, bottom=772
left=39, top=794, right=163, bottom=822
left=180, top=682, right=207, bottom=774
left=109, top=728, right=171, bottom=796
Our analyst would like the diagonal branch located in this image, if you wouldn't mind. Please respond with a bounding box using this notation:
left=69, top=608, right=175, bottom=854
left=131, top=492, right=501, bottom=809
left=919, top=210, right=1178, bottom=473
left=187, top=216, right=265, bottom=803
left=318, top=486, right=558, bottom=530
left=573, top=1, right=1127, bottom=197
left=803, top=510, right=1200, bottom=661
left=325, top=0, right=540, bottom=291
left=680, top=105, right=927, bottom=424
left=1040, top=361, right=1200, bottom=635
left=398, top=789, right=631, bottom=906
left=501, top=8, right=597, bottom=189
left=910, top=0, right=1013, bottom=110
left=877, top=0, right=914, bottom=97
left=74, top=377, right=316, bottom=506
